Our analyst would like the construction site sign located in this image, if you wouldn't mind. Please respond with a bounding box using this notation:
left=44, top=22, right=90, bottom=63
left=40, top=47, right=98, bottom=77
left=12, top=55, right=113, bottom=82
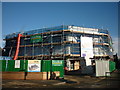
left=52, top=60, right=63, bottom=66
left=30, top=35, right=42, bottom=43
left=28, top=60, right=41, bottom=72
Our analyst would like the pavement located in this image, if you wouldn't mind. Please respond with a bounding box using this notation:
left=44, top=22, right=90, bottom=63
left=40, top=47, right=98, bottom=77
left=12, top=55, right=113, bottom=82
left=2, top=70, right=120, bottom=89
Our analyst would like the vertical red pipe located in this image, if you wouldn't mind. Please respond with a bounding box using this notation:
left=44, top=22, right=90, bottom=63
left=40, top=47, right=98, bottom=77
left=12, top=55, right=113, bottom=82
left=13, top=34, right=22, bottom=60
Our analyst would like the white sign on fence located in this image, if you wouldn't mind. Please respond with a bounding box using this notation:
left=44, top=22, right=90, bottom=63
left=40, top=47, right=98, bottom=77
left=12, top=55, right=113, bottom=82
left=15, top=60, right=20, bottom=68
left=28, top=60, right=41, bottom=72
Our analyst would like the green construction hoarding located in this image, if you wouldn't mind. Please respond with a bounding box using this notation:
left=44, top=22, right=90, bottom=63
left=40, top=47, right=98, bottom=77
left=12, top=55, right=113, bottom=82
left=30, top=35, right=42, bottom=43
left=1, top=60, right=64, bottom=78
left=109, top=61, right=116, bottom=72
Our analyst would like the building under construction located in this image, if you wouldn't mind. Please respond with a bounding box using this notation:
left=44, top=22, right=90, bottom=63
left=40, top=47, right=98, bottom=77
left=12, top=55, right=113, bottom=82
left=4, top=25, right=113, bottom=70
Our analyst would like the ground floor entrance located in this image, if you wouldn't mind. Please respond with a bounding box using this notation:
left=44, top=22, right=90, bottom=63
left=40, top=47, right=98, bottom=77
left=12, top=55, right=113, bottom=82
left=65, top=57, right=85, bottom=71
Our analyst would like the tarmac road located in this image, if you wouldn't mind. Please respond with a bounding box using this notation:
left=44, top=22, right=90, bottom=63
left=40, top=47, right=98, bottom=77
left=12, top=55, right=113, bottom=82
left=2, top=70, right=120, bottom=89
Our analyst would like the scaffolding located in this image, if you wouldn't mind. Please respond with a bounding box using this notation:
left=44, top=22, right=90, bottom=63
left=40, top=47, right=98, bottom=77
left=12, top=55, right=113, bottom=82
left=4, top=25, right=114, bottom=70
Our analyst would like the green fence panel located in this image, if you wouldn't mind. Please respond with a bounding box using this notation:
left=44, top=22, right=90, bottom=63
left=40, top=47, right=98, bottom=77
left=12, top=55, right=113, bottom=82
left=109, top=61, right=116, bottom=72
left=25, top=60, right=28, bottom=72
left=42, top=60, right=51, bottom=72
left=2, top=60, right=6, bottom=71
left=6, top=60, right=26, bottom=72
left=0, top=60, right=6, bottom=72
left=7, top=60, right=14, bottom=71
left=14, top=60, right=24, bottom=72
left=52, top=60, right=64, bottom=78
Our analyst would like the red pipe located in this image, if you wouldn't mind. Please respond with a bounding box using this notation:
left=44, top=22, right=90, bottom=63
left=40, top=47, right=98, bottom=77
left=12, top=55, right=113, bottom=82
left=13, top=34, right=22, bottom=60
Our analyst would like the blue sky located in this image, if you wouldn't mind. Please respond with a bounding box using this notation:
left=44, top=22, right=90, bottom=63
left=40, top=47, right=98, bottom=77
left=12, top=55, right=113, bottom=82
left=2, top=2, right=118, bottom=55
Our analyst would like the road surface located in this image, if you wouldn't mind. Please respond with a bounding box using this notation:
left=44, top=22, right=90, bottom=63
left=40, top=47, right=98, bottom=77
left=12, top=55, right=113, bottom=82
left=2, top=70, right=120, bottom=89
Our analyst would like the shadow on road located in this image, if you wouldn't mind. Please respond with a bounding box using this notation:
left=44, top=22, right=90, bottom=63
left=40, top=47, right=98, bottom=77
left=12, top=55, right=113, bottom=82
left=56, top=78, right=77, bottom=84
